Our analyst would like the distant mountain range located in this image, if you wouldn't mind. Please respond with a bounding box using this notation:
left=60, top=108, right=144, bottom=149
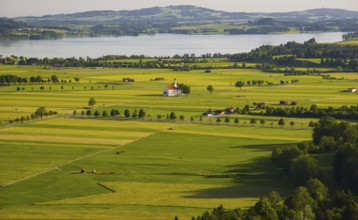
left=15, top=5, right=358, bottom=26
left=1, top=5, right=357, bottom=40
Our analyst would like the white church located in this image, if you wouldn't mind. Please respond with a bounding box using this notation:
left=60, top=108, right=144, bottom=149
left=163, top=78, right=182, bottom=96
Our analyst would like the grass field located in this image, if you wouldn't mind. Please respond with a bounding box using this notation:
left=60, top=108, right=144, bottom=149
left=0, top=118, right=310, bottom=219
left=0, top=64, right=356, bottom=219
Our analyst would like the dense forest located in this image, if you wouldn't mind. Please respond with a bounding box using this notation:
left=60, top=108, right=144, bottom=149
left=0, top=18, right=64, bottom=40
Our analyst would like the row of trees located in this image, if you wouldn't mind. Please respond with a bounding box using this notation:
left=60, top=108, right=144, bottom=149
left=75, top=108, right=147, bottom=119
left=262, top=104, right=358, bottom=120
left=0, top=74, right=79, bottom=86
left=8, top=107, right=58, bottom=124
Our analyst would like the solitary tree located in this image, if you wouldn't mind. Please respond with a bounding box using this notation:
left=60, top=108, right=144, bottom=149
left=88, top=98, right=96, bottom=108
left=278, top=118, right=285, bottom=127
left=235, top=81, right=245, bottom=90
left=102, top=110, right=108, bottom=117
left=179, top=115, right=185, bottom=121
left=207, top=85, right=214, bottom=94
left=181, top=85, right=191, bottom=96
left=74, top=77, right=80, bottom=83
left=234, top=118, right=239, bottom=124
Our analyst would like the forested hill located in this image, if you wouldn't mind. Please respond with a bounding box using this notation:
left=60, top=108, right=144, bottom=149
left=3, top=6, right=358, bottom=39
left=15, top=6, right=358, bottom=26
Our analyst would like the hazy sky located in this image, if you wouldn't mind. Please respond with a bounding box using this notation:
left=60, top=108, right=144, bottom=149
left=1, top=0, right=358, bottom=18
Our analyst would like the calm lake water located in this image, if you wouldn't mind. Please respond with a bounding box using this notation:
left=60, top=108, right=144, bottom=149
left=0, top=33, right=345, bottom=58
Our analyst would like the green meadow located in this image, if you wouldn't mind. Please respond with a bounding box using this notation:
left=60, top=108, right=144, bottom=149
left=0, top=64, right=356, bottom=219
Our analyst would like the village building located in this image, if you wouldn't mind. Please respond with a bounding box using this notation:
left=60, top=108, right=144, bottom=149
left=163, top=78, right=182, bottom=96
left=123, top=78, right=135, bottom=82
left=347, top=87, right=357, bottom=92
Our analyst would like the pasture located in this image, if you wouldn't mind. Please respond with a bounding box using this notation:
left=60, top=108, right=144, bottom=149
left=0, top=64, right=356, bottom=219
left=0, top=118, right=311, bottom=219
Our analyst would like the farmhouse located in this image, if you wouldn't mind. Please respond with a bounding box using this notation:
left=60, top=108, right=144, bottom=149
left=347, top=87, right=357, bottom=92
left=123, top=78, right=135, bottom=82
left=163, top=78, right=182, bottom=96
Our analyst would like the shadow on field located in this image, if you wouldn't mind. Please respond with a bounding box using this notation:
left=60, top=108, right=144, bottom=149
left=185, top=143, right=296, bottom=199
left=230, top=143, right=294, bottom=152
left=138, top=94, right=164, bottom=97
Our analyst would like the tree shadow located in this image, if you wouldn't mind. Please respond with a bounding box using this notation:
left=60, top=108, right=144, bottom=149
left=230, top=143, right=294, bottom=152
left=185, top=143, right=297, bottom=199
left=137, top=94, right=164, bottom=97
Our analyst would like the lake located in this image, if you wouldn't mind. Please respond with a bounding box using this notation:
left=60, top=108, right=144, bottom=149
left=0, top=32, right=345, bottom=58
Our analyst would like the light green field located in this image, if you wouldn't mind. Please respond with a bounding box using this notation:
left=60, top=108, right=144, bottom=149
left=0, top=66, right=357, bottom=123
left=0, top=64, right=356, bottom=219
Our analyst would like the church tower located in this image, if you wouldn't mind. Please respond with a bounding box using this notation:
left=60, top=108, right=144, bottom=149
left=174, top=78, right=177, bottom=88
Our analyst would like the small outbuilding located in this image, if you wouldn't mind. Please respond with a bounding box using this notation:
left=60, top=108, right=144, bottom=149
left=347, top=87, right=357, bottom=92
left=123, top=78, right=135, bottom=82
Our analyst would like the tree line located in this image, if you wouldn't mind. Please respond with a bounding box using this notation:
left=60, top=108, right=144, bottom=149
left=0, top=74, right=80, bottom=86
left=229, top=38, right=358, bottom=71
left=257, top=104, right=358, bottom=120
left=186, top=116, right=358, bottom=220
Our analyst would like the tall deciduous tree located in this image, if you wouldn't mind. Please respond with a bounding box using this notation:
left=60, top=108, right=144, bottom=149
left=235, top=81, right=245, bottom=90
left=88, top=98, right=96, bottom=108
left=34, top=107, right=47, bottom=119
left=207, top=85, right=214, bottom=94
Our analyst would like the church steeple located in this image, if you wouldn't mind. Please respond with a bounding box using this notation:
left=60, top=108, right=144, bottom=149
left=174, top=78, right=177, bottom=88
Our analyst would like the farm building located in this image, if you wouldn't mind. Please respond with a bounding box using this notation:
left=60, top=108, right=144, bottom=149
left=225, top=107, right=237, bottom=114
left=347, top=87, right=357, bottom=92
left=163, top=78, right=182, bottom=96
left=123, top=78, right=135, bottom=82
left=280, top=100, right=288, bottom=105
